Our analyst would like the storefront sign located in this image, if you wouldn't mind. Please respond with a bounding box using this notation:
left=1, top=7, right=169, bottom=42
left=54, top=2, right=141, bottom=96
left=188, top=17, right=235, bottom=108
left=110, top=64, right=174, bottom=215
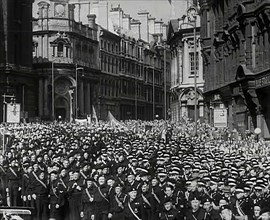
left=214, top=108, right=227, bottom=128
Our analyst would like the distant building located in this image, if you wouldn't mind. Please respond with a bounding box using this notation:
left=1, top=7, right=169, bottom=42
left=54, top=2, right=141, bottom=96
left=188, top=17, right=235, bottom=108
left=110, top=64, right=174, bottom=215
left=32, top=0, right=99, bottom=121
left=200, top=0, right=270, bottom=138
left=0, top=0, right=36, bottom=122
left=167, top=7, right=204, bottom=122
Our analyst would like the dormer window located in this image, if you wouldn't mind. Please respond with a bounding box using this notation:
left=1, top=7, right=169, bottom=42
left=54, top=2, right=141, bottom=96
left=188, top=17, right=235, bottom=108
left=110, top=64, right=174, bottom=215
left=57, top=42, right=64, bottom=57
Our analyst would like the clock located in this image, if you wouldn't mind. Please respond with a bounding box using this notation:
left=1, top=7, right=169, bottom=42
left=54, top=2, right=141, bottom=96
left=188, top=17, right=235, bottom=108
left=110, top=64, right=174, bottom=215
left=55, top=4, right=65, bottom=17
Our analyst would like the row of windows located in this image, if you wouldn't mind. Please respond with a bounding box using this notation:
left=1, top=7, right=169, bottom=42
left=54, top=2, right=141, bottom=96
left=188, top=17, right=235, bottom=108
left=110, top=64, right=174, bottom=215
left=100, top=79, right=163, bottom=103
left=100, top=40, right=119, bottom=54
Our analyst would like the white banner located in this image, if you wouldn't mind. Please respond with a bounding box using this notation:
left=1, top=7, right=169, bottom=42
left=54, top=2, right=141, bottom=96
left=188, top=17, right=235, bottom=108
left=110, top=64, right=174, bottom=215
left=214, top=108, right=227, bottom=128
left=6, top=104, right=21, bottom=123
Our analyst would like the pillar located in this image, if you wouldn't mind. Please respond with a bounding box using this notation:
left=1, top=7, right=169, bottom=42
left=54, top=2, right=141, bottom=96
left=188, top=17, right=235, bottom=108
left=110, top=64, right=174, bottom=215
left=44, top=78, right=48, bottom=116
left=86, top=82, right=91, bottom=114
left=79, top=81, right=84, bottom=115
left=39, top=78, right=44, bottom=116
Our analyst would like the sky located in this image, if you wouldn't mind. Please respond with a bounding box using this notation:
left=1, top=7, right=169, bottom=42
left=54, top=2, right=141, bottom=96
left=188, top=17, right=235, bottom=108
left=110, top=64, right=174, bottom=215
left=107, top=0, right=171, bottom=22
left=106, top=0, right=189, bottom=23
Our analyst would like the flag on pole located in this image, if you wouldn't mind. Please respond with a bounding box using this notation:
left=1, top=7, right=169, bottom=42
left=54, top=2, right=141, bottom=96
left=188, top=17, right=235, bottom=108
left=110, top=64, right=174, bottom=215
left=168, top=0, right=172, bottom=4
left=92, top=105, right=98, bottom=124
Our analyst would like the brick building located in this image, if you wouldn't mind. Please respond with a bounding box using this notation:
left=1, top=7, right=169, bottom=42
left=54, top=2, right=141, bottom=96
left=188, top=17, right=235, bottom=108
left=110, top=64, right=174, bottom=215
left=200, top=0, right=270, bottom=138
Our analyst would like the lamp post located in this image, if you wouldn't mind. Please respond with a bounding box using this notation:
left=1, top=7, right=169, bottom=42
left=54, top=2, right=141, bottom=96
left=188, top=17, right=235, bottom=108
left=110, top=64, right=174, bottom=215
left=152, top=57, right=156, bottom=120
left=186, top=6, right=198, bottom=135
left=155, top=44, right=167, bottom=120
left=75, top=64, right=84, bottom=119
left=51, top=58, right=55, bottom=121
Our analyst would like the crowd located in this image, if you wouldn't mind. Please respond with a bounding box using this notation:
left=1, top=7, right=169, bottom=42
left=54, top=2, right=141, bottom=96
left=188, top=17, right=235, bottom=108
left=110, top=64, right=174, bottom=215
left=0, top=120, right=270, bottom=220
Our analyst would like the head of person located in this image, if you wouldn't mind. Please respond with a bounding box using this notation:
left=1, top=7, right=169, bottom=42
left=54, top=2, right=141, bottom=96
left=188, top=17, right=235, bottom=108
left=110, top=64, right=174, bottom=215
left=114, top=183, right=123, bottom=194
left=190, top=195, right=201, bottom=212
left=86, top=178, right=94, bottom=188
left=98, top=175, right=106, bottom=186
left=128, top=188, right=137, bottom=200
left=202, top=197, right=212, bottom=212
left=164, top=198, right=173, bottom=211
left=220, top=205, right=233, bottom=220
left=127, top=173, right=135, bottom=183
left=141, top=182, right=149, bottom=193
left=165, top=185, right=174, bottom=197
left=253, top=204, right=261, bottom=218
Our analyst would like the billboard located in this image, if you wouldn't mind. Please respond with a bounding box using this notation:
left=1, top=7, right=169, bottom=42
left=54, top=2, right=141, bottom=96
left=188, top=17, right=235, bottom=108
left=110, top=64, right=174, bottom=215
left=214, top=108, right=227, bottom=128
left=6, top=104, right=21, bottom=123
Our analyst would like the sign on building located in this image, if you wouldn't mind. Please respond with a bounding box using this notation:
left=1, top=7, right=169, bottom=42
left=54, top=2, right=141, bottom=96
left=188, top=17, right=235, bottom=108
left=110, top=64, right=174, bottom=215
left=6, top=103, right=21, bottom=123
left=214, top=108, right=227, bottom=128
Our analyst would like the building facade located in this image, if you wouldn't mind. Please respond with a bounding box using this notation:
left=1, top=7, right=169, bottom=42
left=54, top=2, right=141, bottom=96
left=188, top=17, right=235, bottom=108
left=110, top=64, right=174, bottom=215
left=200, top=0, right=270, bottom=138
left=168, top=9, right=204, bottom=122
left=96, top=5, right=170, bottom=121
left=32, top=0, right=99, bottom=121
left=0, top=0, right=36, bottom=122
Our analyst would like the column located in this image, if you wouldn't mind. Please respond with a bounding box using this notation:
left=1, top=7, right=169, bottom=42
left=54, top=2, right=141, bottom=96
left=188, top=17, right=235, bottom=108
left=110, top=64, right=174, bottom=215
left=39, top=78, right=44, bottom=117
left=44, top=78, right=48, bottom=116
left=79, top=81, right=84, bottom=115
left=86, top=82, right=91, bottom=114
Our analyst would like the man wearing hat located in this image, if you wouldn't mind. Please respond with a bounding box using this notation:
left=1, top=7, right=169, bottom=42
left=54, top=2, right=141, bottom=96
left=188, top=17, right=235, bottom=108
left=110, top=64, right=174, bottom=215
left=124, top=186, right=144, bottom=220
left=81, top=177, right=96, bottom=220
left=159, top=197, right=182, bottom=220
left=220, top=205, right=235, bottom=220
left=93, top=175, right=110, bottom=220
left=108, top=182, right=127, bottom=220
left=66, top=169, right=84, bottom=220
left=185, top=194, right=209, bottom=220
left=202, top=196, right=222, bottom=220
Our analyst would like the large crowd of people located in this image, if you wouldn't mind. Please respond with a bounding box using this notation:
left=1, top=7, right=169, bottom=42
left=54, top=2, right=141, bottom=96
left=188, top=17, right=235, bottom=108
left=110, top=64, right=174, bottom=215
left=0, top=120, right=270, bottom=220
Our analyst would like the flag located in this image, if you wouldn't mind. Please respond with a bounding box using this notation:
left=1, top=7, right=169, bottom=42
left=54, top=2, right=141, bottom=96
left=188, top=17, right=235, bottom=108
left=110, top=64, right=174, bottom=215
left=92, top=105, right=98, bottom=124
left=107, top=111, right=128, bottom=130
left=168, top=0, right=171, bottom=4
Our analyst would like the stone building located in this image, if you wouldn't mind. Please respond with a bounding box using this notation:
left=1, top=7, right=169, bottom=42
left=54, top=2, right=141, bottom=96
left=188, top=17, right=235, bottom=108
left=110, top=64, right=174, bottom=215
left=168, top=6, right=204, bottom=122
left=95, top=4, right=170, bottom=120
left=200, top=0, right=270, bottom=138
left=32, top=0, right=99, bottom=121
left=0, top=0, right=36, bottom=122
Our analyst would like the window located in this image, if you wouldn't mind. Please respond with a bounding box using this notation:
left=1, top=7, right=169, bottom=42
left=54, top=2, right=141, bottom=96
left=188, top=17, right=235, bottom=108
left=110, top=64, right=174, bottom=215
left=57, top=42, right=64, bottom=57
left=189, top=52, right=199, bottom=75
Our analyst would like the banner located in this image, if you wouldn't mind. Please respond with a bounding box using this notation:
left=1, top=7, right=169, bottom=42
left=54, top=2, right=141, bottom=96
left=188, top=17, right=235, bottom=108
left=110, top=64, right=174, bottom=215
left=6, top=103, right=21, bottom=123
left=92, top=105, right=98, bottom=124
left=214, top=108, right=227, bottom=128
left=107, top=111, right=128, bottom=130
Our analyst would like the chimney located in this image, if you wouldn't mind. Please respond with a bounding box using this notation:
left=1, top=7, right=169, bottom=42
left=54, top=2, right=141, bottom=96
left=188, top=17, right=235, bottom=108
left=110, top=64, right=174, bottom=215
left=87, top=14, right=96, bottom=29
left=137, top=10, right=149, bottom=42
left=122, top=14, right=131, bottom=31
left=131, top=19, right=141, bottom=39
left=148, top=16, right=156, bottom=35
left=154, top=20, right=163, bottom=35
left=110, top=5, right=123, bottom=29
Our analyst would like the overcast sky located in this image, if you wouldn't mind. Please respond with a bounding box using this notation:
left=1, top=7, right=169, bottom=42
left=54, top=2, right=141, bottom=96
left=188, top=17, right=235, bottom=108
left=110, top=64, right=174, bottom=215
left=107, top=0, right=189, bottom=23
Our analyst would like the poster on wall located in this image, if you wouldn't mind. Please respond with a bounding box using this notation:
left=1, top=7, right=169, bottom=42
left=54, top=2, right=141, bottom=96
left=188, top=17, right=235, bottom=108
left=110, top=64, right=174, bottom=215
left=6, top=103, right=21, bottom=123
left=214, top=108, right=227, bottom=128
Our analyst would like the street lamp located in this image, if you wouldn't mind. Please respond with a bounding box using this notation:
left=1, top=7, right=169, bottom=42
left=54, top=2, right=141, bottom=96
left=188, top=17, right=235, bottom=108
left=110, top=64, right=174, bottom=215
left=180, top=5, right=198, bottom=134
left=75, top=64, right=84, bottom=119
left=152, top=56, right=156, bottom=120
left=155, top=43, right=167, bottom=121
left=51, top=58, right=55, bottom=121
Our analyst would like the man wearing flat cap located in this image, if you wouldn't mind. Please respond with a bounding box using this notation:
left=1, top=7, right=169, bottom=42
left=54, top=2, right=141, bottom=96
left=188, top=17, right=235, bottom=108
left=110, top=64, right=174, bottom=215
left=159, top=197, right=182, bottom=220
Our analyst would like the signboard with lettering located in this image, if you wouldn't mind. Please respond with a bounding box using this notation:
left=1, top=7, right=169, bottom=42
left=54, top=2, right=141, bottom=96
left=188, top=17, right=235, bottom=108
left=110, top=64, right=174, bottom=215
left=214, top=108, right=227, bottom=128
left=6, top=104, right=21, bottom=123
left=255, top=74, right=270, bottom=88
